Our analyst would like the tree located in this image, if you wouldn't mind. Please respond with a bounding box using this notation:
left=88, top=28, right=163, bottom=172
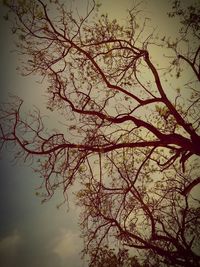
left=0, top=0, right=200, bottom=266
left=87, top=246, right=143, bottom=267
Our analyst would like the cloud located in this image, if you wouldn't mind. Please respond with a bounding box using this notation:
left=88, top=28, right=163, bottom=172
left=0, top=229, right=22, bottom=266
left=52, top=229, right=82, bottom=260
left=0, top=229, right=22, bottom=252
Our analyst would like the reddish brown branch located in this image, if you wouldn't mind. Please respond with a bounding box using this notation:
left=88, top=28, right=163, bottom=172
left=181, top=177, right=200, bottom=196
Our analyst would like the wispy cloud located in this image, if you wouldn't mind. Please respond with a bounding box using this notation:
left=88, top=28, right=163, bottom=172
left=52, top=228, right=82, bottom=260
left=0, top=229, right=22, bottom=252
left=0, top=229, right=22, bottom=266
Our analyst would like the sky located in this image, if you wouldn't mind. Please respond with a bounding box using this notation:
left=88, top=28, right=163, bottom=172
left=0, top=1, right=189, bottom=267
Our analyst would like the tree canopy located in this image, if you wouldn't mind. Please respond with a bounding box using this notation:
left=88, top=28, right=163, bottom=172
left=0, top=0, right=200, bottom=266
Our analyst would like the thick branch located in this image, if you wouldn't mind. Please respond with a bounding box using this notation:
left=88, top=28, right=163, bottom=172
left=181, top=177, right=200, bottom=196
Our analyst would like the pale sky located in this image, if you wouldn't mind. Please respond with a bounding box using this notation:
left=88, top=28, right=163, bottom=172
left=0, top=1, right=189, bottom=266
